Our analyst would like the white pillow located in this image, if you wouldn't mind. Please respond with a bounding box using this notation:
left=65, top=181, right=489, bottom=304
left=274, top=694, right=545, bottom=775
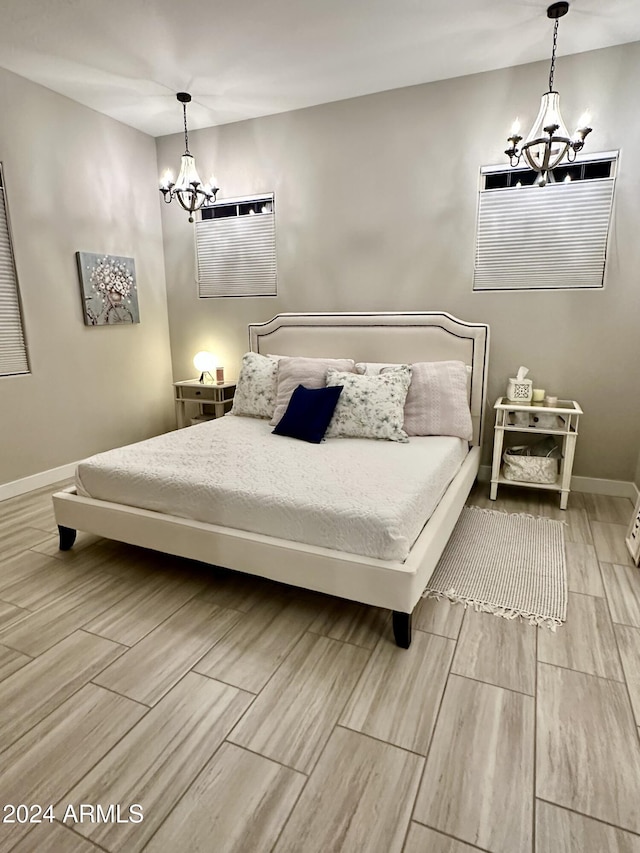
left=357, top=361, right=471, bottom=387
left=325, top=365, right=412, bottom=443
left=403, top=361, right=473, bottom=440
left=271, top=355, right=355, bottom=426
left=355, top=362, right=402, bottom=375
left=231, top=352, right=278, bottom=419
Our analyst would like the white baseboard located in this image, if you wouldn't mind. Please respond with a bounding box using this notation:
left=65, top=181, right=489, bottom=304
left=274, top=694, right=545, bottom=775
left=0, top=462, right=77, bottom=502
left=478, top=464, right=638, bottom=500
left=570, top=476, right=638, bottom=500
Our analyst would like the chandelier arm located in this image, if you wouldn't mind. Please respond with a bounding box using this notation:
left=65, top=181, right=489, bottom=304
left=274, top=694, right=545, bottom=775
left=176, top=186, right=208, bottom=214
left=176, top=191, right=198, bottom=215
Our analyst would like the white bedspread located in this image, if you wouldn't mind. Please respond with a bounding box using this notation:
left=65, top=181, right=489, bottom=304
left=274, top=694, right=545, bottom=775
left=76, top=415, right=468, bottom=562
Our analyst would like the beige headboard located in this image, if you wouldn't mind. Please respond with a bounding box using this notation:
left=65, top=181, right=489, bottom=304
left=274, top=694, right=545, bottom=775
left=249, top=312, right=490, bottom=446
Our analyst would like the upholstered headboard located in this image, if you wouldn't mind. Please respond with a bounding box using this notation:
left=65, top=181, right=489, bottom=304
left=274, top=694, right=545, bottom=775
left=248, top=312, right=490, bottom=446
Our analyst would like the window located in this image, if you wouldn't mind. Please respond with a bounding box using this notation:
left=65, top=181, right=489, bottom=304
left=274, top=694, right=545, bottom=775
left=474, top=152, right=617, bottom=291
left=195, top=193, right=276, bottom=297
left=0, top=164, right=29, bottom=376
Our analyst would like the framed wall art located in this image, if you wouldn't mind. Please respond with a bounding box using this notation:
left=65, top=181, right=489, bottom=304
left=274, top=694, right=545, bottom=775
left=76, top=252, right=140, bottom=325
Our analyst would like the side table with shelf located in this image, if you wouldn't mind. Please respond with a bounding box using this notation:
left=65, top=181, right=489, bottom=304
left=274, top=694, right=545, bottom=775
left=173, top=380, right=236, bottom=428
left=490, top=397, right=582, bottom=510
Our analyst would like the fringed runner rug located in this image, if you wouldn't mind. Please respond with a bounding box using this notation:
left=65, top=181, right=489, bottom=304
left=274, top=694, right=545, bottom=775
left=423, top=506, right=567, bottom=629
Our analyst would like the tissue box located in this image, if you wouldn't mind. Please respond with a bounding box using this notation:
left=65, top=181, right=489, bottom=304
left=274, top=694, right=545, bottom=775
left=507, top=378, right=533, bottom=402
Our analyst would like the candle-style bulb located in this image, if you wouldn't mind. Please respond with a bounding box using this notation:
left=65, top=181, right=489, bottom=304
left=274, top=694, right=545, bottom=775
left=160, top=169, right=174, bottom=188
left=576, top=110, right=591, bottom=130
left=510, top=118, right=521, bottom=136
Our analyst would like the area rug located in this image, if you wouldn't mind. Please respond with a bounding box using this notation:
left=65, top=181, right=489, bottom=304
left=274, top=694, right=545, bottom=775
left=423, top=506, right=567, bottom=629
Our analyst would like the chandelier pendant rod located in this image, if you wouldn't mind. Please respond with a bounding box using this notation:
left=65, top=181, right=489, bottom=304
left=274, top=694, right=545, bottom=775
left=548, top=17, right=559, bottom=92
left=183, top=102, right=190, bottom=156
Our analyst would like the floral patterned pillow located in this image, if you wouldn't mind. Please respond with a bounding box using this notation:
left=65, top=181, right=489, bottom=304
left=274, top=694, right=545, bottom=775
left=325, top=365, right=412, bottom=442
left=231, top=353, right=278, bottom=419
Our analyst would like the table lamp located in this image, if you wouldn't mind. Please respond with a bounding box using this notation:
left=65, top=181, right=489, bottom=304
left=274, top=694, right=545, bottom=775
left=193, top=351, right=219, bottom=384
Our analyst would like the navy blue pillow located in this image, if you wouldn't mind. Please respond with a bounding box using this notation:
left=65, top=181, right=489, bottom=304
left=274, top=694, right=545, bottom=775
left=273, top=384, right=343, bottom=444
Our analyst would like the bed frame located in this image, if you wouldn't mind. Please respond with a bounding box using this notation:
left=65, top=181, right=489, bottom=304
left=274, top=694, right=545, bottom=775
left=53, top=312, right=489, bottom=648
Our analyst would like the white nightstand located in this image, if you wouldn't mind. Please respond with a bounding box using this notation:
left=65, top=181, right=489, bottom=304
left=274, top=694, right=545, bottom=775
left=490, top=397, right=582, bottom=510
left=173, top=380, right=236, bottom=428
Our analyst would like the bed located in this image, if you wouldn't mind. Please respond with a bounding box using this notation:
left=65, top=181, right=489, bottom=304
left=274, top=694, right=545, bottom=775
left=52, top=312, right=489, bottom=647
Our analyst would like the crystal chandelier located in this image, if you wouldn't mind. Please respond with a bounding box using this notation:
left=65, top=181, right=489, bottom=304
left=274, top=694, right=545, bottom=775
left=159, top=93, right=219, bottom=222
left=505, top=2, right=592, bottom=186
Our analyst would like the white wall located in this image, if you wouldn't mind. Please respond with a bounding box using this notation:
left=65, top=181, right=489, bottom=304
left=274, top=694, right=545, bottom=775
left=0, top=68, right=174, bottom=487
left=157, top=41, right=640, bottom=482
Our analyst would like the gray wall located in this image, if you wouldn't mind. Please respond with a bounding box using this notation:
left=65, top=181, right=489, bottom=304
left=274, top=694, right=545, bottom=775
left=158, top=40, right=640, bottom=482
left=0, top=68, right=174, bottom=486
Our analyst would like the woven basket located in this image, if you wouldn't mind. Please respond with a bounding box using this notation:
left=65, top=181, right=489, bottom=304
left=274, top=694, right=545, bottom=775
left=503, top=447, right=558, bottom=485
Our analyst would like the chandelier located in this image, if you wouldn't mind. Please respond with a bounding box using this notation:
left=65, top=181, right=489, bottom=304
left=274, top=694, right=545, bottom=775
left=159, top=93, right=219, bottom=222
left=505, top=2, right=592, bottom=186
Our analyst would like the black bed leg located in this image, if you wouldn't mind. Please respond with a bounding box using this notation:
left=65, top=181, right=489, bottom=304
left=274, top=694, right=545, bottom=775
left=392, top=610, right=412, bottom=649
left=58, top=525, right=77, bottom=551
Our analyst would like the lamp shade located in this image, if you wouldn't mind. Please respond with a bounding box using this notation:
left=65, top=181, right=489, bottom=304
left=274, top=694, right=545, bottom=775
left=175, top=154, right=202, bottom=191
left=522, top=92, right=571, bottom=172
left=193, top=351, right=217, bottom=373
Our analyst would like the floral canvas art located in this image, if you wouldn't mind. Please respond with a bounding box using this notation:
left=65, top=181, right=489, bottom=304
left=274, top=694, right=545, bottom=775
left=76, top=252, right=140, bottom=325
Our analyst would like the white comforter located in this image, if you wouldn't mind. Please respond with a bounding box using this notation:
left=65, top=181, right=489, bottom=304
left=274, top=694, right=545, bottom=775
left=76, top=415, right=468, bottom=562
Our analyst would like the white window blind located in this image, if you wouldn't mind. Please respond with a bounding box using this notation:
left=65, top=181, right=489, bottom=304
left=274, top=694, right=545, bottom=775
left=0, top=168, right=29, bottom=376
left=196, top=197, right=276, bottom=297
left=474, top=178, right=615, bottom=291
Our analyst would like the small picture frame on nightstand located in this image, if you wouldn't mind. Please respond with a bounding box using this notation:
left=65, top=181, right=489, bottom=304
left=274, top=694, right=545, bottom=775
left=626, top=494, right=640, bottom=566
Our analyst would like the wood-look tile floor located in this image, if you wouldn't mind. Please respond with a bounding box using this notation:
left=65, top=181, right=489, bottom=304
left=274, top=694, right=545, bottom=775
left=0, top=481, right=639, bottom=852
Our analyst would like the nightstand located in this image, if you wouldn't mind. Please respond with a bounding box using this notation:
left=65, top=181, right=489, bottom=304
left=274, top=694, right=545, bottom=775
left=173, top=380, right=236, bottom=428
left=490, top=397, right=582, bottom=509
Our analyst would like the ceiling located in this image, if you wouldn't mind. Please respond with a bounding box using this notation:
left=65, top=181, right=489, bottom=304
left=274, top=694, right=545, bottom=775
left=1, top=0, right=639, bottom=138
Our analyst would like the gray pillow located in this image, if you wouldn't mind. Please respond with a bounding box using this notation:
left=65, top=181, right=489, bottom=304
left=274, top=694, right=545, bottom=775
left=271, top=355, right=355, bottom=425
left=402, top=360, right=472, bottom=440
